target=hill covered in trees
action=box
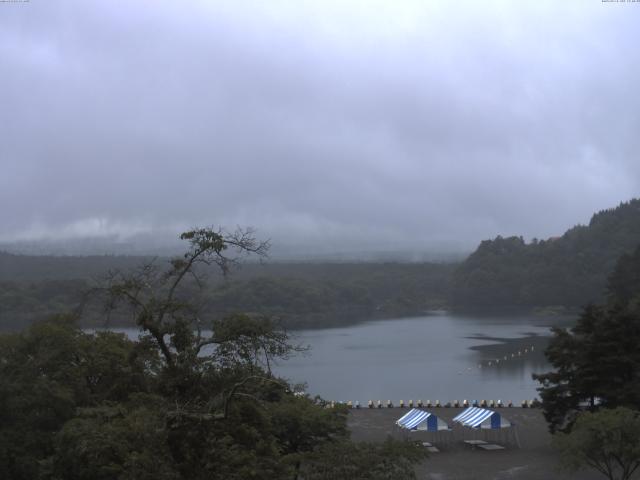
[0,256,453,331]
[452,199,640,310]
[4,198,640,330]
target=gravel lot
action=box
[348,407,606,480]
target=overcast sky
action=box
[1,0,639,255]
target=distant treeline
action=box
[0,252,149,282]
[0,259,453,330]
[451,199,640,310]
[3,198,640,330]
[207,263,453,329]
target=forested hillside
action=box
[206,263,453,329]
[4,199,640,329]
[452,199,640,309]
[0,252,150,282]
[0,258,453,330]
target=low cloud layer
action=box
[1,1,639,255]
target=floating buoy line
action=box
[325,399,538,409]
[317,344,541,410]
[473,345,535,371]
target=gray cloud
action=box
[1,0,639,254]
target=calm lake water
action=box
[108,312,573,404]
[273,312,573,404]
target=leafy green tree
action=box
[300,438,427,480]
[0,315,158,480]
[99,227,270,368]
[534,244,640,432]
[269,397,349,477]
[554,407,640,480]
[50,397,180,480]
[1,227,430,479]
[93,227,315,479]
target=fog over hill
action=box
[2,1,639,255]
[0,235,468,262]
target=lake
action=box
[273,312,573,404]
[107,311,573,404]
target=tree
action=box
[1,226,429,478]
[50,397,180,480]
[299,438,427,480]
[452,199,640,310]
[1,227,307,479]
[534,245,640,433]
[92,227,318,479]
[0,314,158,480]
[269,397,349,478]
[89,226,427,478]
[554,407,640,480]
[99,226,270,368]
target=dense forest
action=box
[452,199,640,310]
[534,243,640,433]
[3,198,640,331]
[0,228,426,480]
[0,256,453,331]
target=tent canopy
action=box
[452,407,511,429]
[395,408,449,431]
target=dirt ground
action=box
[347,407,607,480]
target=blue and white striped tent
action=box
[395,408,449,431]
[452,407,511,429]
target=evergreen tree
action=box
[534,244,640,432]
[453,199,640,309]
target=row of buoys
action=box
[326,399,538,409]
[476,345,535,370]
